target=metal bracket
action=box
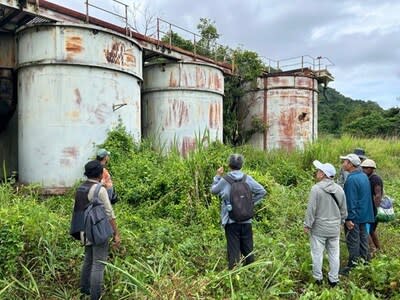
[112,103,127,112]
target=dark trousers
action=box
[345,223,370,268]
[225,223,254,269]
[80,242,109,300]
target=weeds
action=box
[0,130,399,299]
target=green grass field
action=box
[1,131,399,299]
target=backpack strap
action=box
[94,183,102,197]
[223,174,247,184]
[90,183,103,206]
[328,192,340,209]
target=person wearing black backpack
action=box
[211,154,266,270]
[70,160,121,300]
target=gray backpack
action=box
[224,175,254,222]
[84,184,114,245]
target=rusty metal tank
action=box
[17,23,142,192]
[0,32,17,179]
[242,71,319,151]
[142,61,224,155]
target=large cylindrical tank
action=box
[142,61,224,155]
[0,33,17,179]
[242,72,318,151]
[17,23,142,192]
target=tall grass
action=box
[0,133,399,299]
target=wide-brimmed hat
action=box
[360,159,377,169]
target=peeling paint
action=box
[242,74,318,151]
[166,99,189,127]
[74,88,82,105]
[181,136,196,157]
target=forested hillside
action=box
[318,87,400,137]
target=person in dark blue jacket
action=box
[339,153,374,275]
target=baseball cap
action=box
[340,153,361,167]
[360,159,377,169]
[313,160,336,178]
[97,148,110,158]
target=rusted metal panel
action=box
[17,23,142,78]
[142,62,223,155]
[17,23,142,189]
[0,33,15,68]
[143,62,224,95]
[0,33,17,179]
[0,113,18,179]
[242,74,319,151]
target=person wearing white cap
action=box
[337,148,367,187]
[361,159,383,253]
[304,160,347,287]
[339,153,374,275]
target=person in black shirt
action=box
[361,158,383,254]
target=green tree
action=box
[223,49,265,145]
[161,31,194,52]
[196,18,220,56]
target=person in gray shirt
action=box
[304,160,347,287]
[211,154,266,269]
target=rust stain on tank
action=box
[169,72,178,87]
[279,108,296,137]
[209,102,221,129]
[66,36,83,58]
[88,104,107,124]
[166,100,189,127]
[62,146,79,159]
[66,110,80,120]
[74,88,82,105]
[181,136,196,157]
[196,67,206,88]
[60,158,71,166]
[124,49,136,66]
[213,73,222,90]
[105,42,124,65]
[296,77,313,89]
[279,139,295,152]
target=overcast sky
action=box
[58,0,400,109]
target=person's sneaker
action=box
[328,279,338,287]
[315,279,323,285]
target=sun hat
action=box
[97,148,110,159]
[360,158,377,169]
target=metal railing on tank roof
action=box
[85,0,128,34]
[263,55,334,73]
[156,17,228,62]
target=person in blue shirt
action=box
[339,153,374,275]
[211,154,266,269]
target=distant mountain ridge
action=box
[318,87,400,137]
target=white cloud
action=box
[54,0,400,108]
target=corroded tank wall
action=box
[242,74,318,151]
[0,33,17,179]
[17,23,142,192]
[142,62,223,155]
